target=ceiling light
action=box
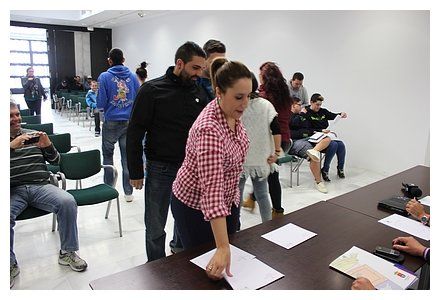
[138,11,145,18]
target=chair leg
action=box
[116,197,123,237]
[290,161,293,188]
[105,200,112,219]
[52,213,56,232]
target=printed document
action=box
[419,195,430,206]
[261,223,317,249]
[190,245,284,289]
[378,214,430,240]
[330,246,418,290]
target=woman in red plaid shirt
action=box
[171,57,252,280]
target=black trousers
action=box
[267,140,291,212]
[25,98,42,116]
[170,193,239,251]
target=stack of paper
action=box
[190,245,284,290]
[419,195,430,206]
[330,246,418,290]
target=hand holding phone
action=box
[23,133,40,145]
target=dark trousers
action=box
[267,140,291,211]
[93,110,101,133]
[25,98,42,116]
[171,193,239,250]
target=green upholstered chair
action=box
[21,115,41,124]
[19,109,31,116]
[59,149,122,237]
[22,123,54,135]
[46,133,81,187]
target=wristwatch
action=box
[420,215,430,226]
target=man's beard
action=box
[180,69,198,85]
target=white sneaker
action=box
[306,149,321,162]
[124,194,134,202]
[315,181,328,193]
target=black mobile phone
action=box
[23,135,40,145]
[374,251,405,264]
[375,246,400,258]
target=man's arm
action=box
[126,84,154,182]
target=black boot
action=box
[321,169,331,182]
[337,169,345,179]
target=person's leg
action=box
[94,108,100,134]
[170,193,213,250]
[251,176,272,222]
[314,137,331,152]
[101,121,117,187]
[117,123,133,196]
[309,160,321,182]
[25,99,36,116]
[29,184,79,252]
[267,171,283,213]
[322,140,338,173]
[144,160,180,262]
[34,98,42,115]
[336,140,346,170]
[10,187,30,266]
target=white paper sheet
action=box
[330,246,418,290]
[378,214,430,240]
[190,245,284,290]
[190,244,255,270]
[327,114,341,131]
[419,195,430,206]
[226,257,284,290]
[261,223,317,249]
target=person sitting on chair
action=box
[305,93,347,182]
[289,97,330,193]
[10,101,87,288]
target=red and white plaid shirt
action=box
[172,99,249,221]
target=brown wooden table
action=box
[328,165,430,220]
[90,201,428,290]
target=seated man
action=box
[10,101,87,288]
[289,97,330,193]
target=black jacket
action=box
[289,113,315,140]
[21,77,46,101]
[126,66,208,179]
[304,106,340,130]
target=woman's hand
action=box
[267,154,278,164]
[205,246,232,280]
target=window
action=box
[10,26,50,93]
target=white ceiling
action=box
[10,10,171,29]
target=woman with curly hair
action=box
[257,62,292,217]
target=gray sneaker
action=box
[10,263,20,288]
[58,251,88,272]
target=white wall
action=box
[113,10,429,176]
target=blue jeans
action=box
[239,174,272,222]
[102,120,132,196]
[322,140,346,173]
[10,184,79,265]
[144,160,181,261]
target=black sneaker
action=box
[321,169,331,182]
[337,169,345,179]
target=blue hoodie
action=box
[97,65,140,121]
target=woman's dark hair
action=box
[259,62,291,109]
[250,72,259,99]
[210,57,252,94]
[136,61,148,81]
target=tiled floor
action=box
[11,99,388,289]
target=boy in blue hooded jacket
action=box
[97,48,140,202]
